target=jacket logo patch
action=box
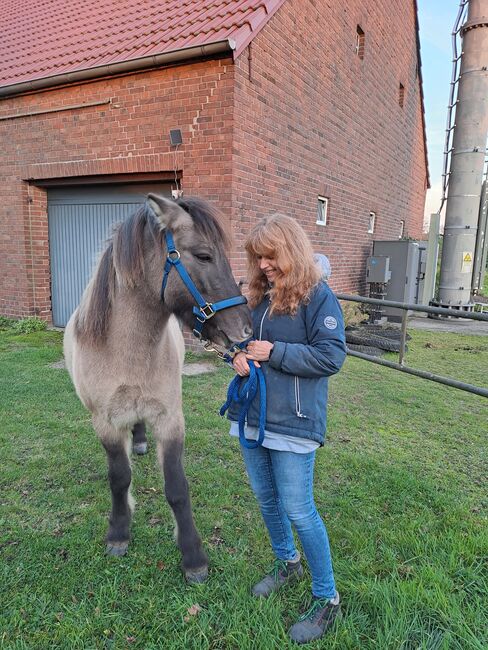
[324,316,337,330]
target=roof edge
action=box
[233,0,287,59]
[413,0,431,189]
[0,40,235,99]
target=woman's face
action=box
[258,254,279,283]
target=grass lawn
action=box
[481,270,488,298]
[0,326,487,649]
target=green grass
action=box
[0,327,487,649]
[481,268,488,297]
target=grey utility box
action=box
[372,240,427,321]
[366,256,392,283]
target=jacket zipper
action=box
[261,305,307,419]
[258,306,270,340]
[294,376,307,418]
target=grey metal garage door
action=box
[48,183,170,327]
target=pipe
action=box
[0,41,235,99]
[438,0,488,306]
[335,293,488,320]
[0,99,112,121]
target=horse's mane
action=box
[74,198,228,345]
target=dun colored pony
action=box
[64,194,252,583]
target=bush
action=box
[340,301,368,328]
[12,317,48,334]
[0,316,15,330]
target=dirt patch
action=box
[182,362,216,376]
[49,359,66,370]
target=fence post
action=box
[399,310,409,366]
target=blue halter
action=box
[160,230,248,345]
[161,230,266,448]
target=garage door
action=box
[48,183,170,327]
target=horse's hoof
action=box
[185,566,209,584]
[133,442,148,455]
[106,541,129,557]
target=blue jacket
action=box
[227,282,347,445]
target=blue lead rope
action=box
[219,361,267,449]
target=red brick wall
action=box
[0,0,428,322]
[0,59,235,319]
[231,0,428,294]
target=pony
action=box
[63,194,252,583]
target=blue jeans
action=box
[240,444,336,599]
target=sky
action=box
[417,0,462,229]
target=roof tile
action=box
[0,0,286,90]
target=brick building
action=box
[0,0,428,325]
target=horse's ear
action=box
[147,194,191,230]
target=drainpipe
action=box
[438,0,488,306]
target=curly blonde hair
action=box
[245,214,321,315]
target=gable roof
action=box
[1,0,429,187]
[0,0,286,95]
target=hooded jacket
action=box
[227,282,346,445]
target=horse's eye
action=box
[194,253,213,262]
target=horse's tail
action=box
[74,243,116,345]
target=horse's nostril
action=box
[243,326,253,338]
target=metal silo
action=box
[437,0,488,308]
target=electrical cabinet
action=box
[366,256,391,283]
[371,240,427,321]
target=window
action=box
[399,83,405,108]
[316,196,329,226]
[399,220,405,238]
[356,26,365,60]
[368,211,376,234]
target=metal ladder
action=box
[439,0,470,213]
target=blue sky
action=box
[417,0,461,224]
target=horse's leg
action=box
[103,438,133,556]
[95,418,133,556]
[132,421,148,455]
[154,413,208,583]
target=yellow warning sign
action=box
[461,251,473,273]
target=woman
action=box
[227,214,346,644]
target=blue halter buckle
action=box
[199,303,215,319]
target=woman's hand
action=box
[233,351,251,376]
[246,340,273,362]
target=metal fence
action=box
[336,294,488,399]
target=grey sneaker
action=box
[288,593,341,644]
[251,556,303,598]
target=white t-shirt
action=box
[229,421,319,453]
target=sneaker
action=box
[288,593,341,644]
[251,555,303,598]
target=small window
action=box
[368,211,376,234]
[399,83,405,108]
[399,220,405,238]
[316,196,329,226]
[356,26,365,60]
